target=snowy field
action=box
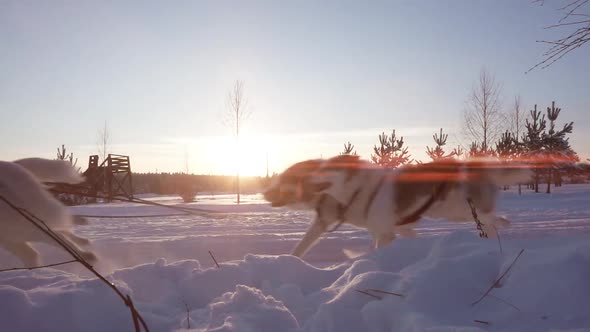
[1,184,590,331]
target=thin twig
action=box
[355,289,382,300]
[208,250,220,268]
[183,301,191,329]
[0,259,77,272]
[528,0,590,73]
[545,19,590,28]
[472,249,525,306]
[559,0,589,23]
[487,294,521,312]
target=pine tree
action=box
[542,101,576,193]
[522,105,546,193]
[426,128,458,160]
[495,130,519,160]
[56,144,78,168]
[495,130,520,191]
[468,142,480,158]
[452,145,464,159]
[55,144,81,205]
[468,141,495,158]
[371,133,391,166]
[371,130,411,168]
[341,141,357,156]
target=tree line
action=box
[340,69,587,194]
[342,97,586,194]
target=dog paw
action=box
[494,216,511,227]
[79,251,98,264]
[73,215,89,225]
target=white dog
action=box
[264,155,531,258]
[0,158,96,267]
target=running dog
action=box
[0,158,96,267]
[264,155,531,258]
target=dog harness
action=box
[397,182,449,226]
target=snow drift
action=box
[1,231,590,332]
[1,185,590,331]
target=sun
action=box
[204,134,274,177]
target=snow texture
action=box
[1,185,590,331]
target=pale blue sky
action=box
[1,0,588,175]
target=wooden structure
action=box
[83,154,134,202]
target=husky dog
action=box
[264,155,531,258]
[0,158,96,267]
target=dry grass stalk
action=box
[0,259,77,272]
[365,289,405,298]
[208,250,220,268]
[487,294,521,312]
[472,249,525,306]
[355,289,382,300]
[183,301,191,329]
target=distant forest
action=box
[131,172,272,195]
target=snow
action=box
[1,185,590,331]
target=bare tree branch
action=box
[559,0,589,22]
[528,0,590,72]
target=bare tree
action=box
[225,80,251,204]
[97,120,111,162]
[183,146,190,175]
[509,96,527,194]
[510,96,527,142]
[529,0,590,72]
[463,68,505,152]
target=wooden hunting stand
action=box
[83,154,134,202]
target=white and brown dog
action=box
[0,158,96,267]
[264,155,531,258]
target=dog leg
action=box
[374,232,396,249]
[3,241,41,267]
[73,215,89,225]
[478,213,504,238]
[494,216,510,227]
[292,219,326,258]
[58,230,90,246]
[45,232,98,264]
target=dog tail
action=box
[14,158,84,184]
[486,164,532,187]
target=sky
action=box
[1,0,589,176]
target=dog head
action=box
[264,154,364,208]
[263,159,333,208]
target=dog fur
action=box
[264,155,532,258]
[0,158,96,267]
